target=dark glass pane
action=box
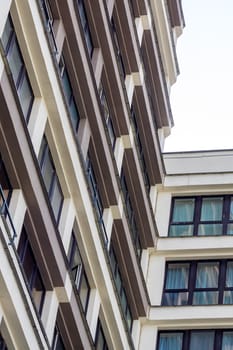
[77,0,93,57]
[198,223,222,236]
[69,97,80,130]
[70,240,82,289]
[226,262,233,287]
[223,291,233,304]
[200,197,223,221]
[96,325,105,350]
[227,223,233,235]
[190,331,214,350]
[85,30,93,57]
[115,268,121,294]
[53,327,65,350]
[2,17,13,52]
[195,262,219,288]
[38,137,47,167]
[230,198,233,220]
[50,177,63,221]
[106,117,116,148]
[18,75,33,119]
[79,272,89,311]
[8,39,23,85]
[0,332,8,350]
[54,336,65,350]
[42,154,54,193]
[169,224,193,236]
[165,263,189,289]
[61,69,72,102]
[158,332,183,350]
[22,244,36,286]
[222,331,233,350]
[77,0,87,29]
[121,288,127,313]
[0,159,12,206]
[17,227,27,260]
[162,292,188,306]
[172,198,194,222]
[193,291,218,305]
[70,244,82,271]
[109,248,116,273]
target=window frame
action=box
[162,259,233,306]
[169,195,233,237]
[109,245,133,332]
[68,232,90,314]
[95,320,109,350]
[120,172,142,259]
[99,83,116,149]
[157,329,233,350]
[52,325,65,350]
[38,136,63,223]
[17,226,46,315]
[59,56,80,134]
[76,0,94,58]
[1,16,34,122]
[86,156,108,245]
[0,156,12,211]
[0,332,8,350]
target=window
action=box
[131,107,150,192]
[59,56,80,134]
[0,157,12,212]
[76,0,93,57]
[40,0,57,54]
[17,226,45,314]
[121,172,142,258]
[68,232,90,313]
[0,333,8,350]
[38,137,63,223]
[109,245,133,331]
[162,260,233,306]
[169,196,233,237]
[2,17,34,121]
[157,330,233,350]
[95,321,109,350]
[86,157,108,244]
[99,83,116,149]
[111,19,126,79]
[52,325,65,350]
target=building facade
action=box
[0,0,203,349]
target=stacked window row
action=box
[169,196,233,237]
[157,329,233,350]
[162,260,233,306]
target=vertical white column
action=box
[86,289,101,340]
[58,199,75,253]
[41,291,59,345]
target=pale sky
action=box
[164,0,233,152]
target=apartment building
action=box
[0,0,185,349]
[146,151,233,350]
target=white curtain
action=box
[222,332,233,350]
[201,197,223,221]
[190,331,214,350]
[173,199,194,222]
[159,333,183,350]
